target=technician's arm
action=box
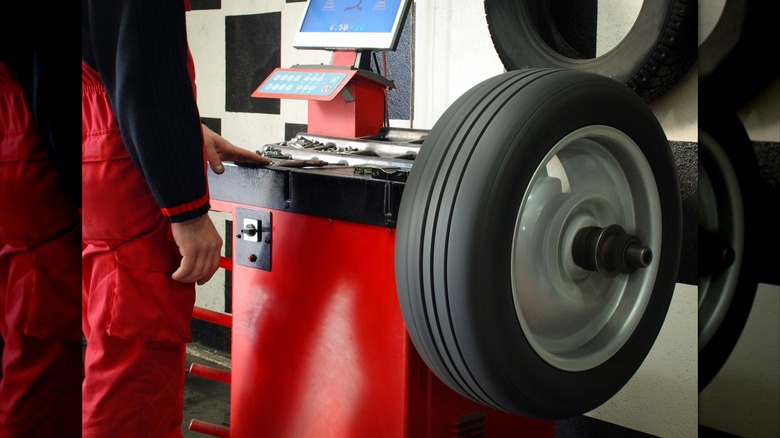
[171,215,222,285]
[202,123,272,174]
[83,0,221,284]
[83,0,208,223]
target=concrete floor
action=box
[178,344,651,438]
[77,341,647,437]
[182,344,231,437]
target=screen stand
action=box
[331,50,373,70]
[331,50,359,67]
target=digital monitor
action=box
[292,0,411,51]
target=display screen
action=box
[293,0,410,51]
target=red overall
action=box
[81,60,199,436]
[0,62,81,436]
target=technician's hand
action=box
[202,123,271,174]
[171,214,223,285]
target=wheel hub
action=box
[573,224,653,278]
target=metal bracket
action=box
[235,208,272,271]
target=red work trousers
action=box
[81,62,196,438]
[0,62,81,437]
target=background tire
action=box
[699,0,780,109]
[483,0,697,103]
[395,68,682,419]
[698,97,761,391]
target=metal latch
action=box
[235,208,272,271]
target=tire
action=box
[698,97,761,391]
[699,0,780,108]
[395,69,682,419]
[483,0,697,104]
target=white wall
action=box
[699,77,780,438]
[700,285,780,437]
[697,1,780,435]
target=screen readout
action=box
[299,0,402,33]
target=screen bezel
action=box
[292,0,412,51]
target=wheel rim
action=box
[511,125,662,372]
[698,131,744,352]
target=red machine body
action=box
[199,46,554,435]
[209,197,553,437]
[307,73,387,138]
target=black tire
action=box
[699,0,780,108]
[698,97,761,391]
[395,69,682,419]
[484,0,697,104]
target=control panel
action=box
[251,67,357,101]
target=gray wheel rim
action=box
[511,125,662,372]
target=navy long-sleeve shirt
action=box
[1,3,81,207]
[82,0,209,223]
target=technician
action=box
[0,6,81,436]
[82,1,268,436]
